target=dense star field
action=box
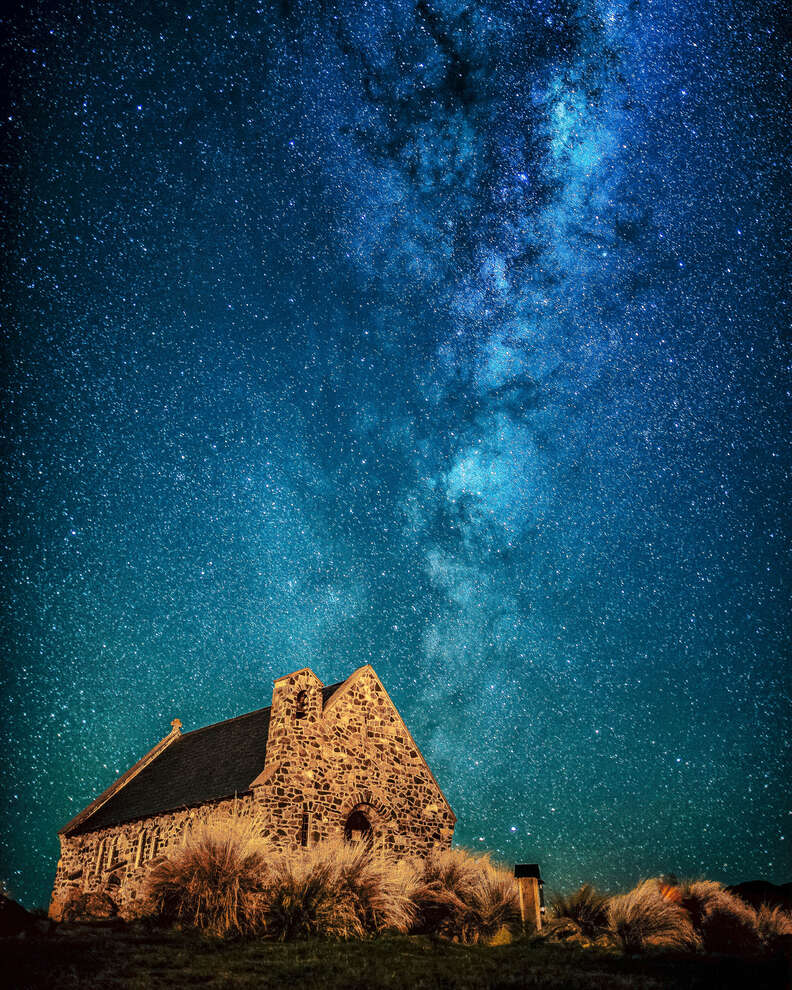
[1,0,790,909]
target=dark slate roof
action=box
[321,682,343,706]
[71,681,345,835]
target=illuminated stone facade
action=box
[49,665,455,919]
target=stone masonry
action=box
[50,665,455,919]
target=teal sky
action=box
[2,0,790,908]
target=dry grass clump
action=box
[144,812,269,938]
[607,879,698,954]
[611,877,791,956]
[550,885,609,937]
[145,824,417,941]
[326,840,418,936]
[674,880,760,955]
[263,844,358,939]
[470,867,522,942]
[263,839,416,940]
[411,847,520,944]
[756,903,792,953]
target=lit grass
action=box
[550,885,610,937]
[756,903,792,953]
[674,880,761,955]
[261,838,419,939]
[262,840,360,939]
[411,847,521,944]
[143,810,269,937]
[607,879,698,954]
[319,839,418,935]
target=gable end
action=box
[323,665,456,822]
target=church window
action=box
[106,835,118,870]
[300,807,310,847]
[134,830,146,867]
[295,690,308,720]
[134,827,159,865]
[94,839,106,875]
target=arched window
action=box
[134,827,159,866]
[106,835,118,870]
[344,809,373,845]
[134,830,146,867]
[295,690,308,720]
[94,839,106,875]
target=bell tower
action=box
[264,667,324,770]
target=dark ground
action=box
[2,928,790,990]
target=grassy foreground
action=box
[3,927,789,990]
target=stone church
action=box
[49,665,456,919]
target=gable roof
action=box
[66,681,344,835]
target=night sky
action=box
[2,0,790,910]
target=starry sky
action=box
[2,0,790,909]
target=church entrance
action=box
[344,808,373,845]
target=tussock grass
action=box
[262,844,358,939]
[144,824,419,940]
[551,885,610,937]
[468,866,522,942]
[608,877,792,956]
[411,847,520,944]
[320,839,418,935]
[756,903,792,952]
[256,839,419,940]
[136,818,792,957]
[143,810,269,937]
[674,880,761,955]
[607,879,698,954]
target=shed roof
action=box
[69,681,343,835]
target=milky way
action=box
[2,0,790,907]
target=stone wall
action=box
[49,793,257,920]
[50,665,455,920]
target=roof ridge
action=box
[67,675,355,834]
[181,677,349,739]
[181,703,272,738]
[179,681,345,738]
